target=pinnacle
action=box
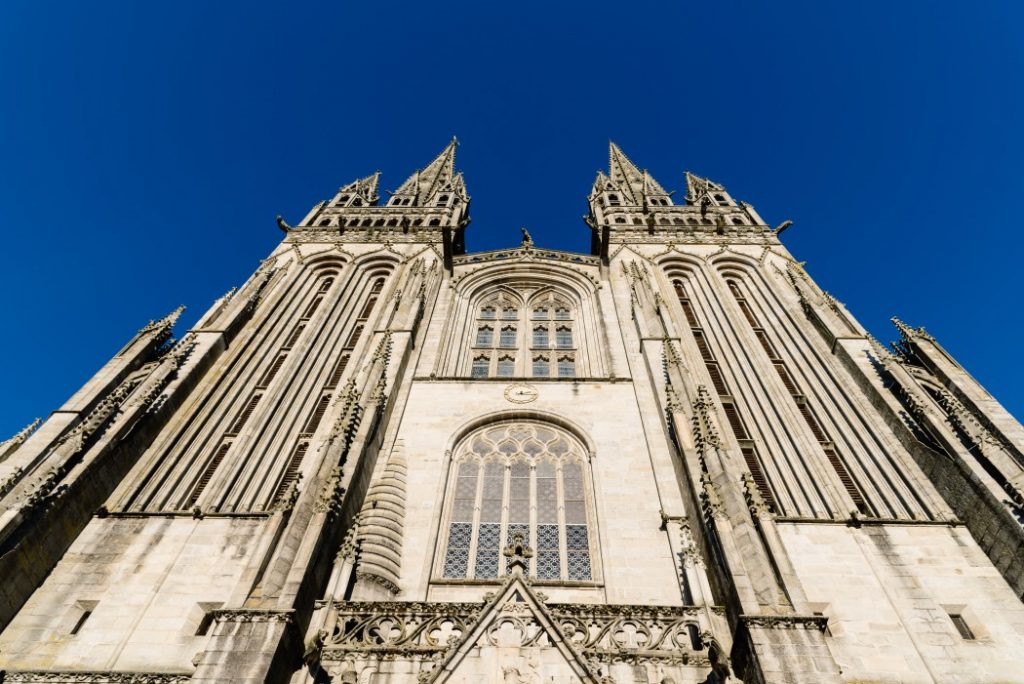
[393,139,460,203]
[606,142,670,204]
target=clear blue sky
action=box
[1,2,1022,435]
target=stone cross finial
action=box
[502,531,534,576]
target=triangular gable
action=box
[393,139,458,204]
[685,171,725,203]
[426,573,601,683]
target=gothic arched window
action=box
[475,326,494,347]
[440,422,595,582]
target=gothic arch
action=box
[445,409,597,458]
[434,413,601,584]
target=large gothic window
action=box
[440,422,595,582]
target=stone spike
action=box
[5,417,41,446]
[608,141,670,205]
[685,171,725,203]
[392,139,458,203]
[337,172,380,204]
[139,305,185,337]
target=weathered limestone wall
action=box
[0,516,263,673]
[777,522,1024,683]
[372,379,684,607]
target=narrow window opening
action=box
[70,610,92,634]
[950,614,975,640]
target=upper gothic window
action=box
[441,423,595,582]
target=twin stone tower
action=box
[1,142,1023,683]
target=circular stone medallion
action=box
[504,383,539,404]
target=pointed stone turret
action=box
[605,142,673,209]
[331,172,380,208]
[389,139,462,207]
[685,170,735,209]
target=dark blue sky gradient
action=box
[1,2,1022,434]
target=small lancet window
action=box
[555,326,573,349]
[476,326,494,347]
[532,307,549,320]
[472,356,490,379]
[501,306,518,320]
[533,326,549,348]
[554,307,571,320]
[500,326,517,348]
[532,355,550,377]
[497,356,515,377]
[480,305,496,319]
[557,356,576,378]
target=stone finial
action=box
[691,386,722,453]
[520,227,533,248]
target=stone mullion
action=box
[467,457,485,579]
[425,278,457,376]
[556,460,568,581]
[172,266,312,511]
[262,336,387,605]
[655,275,781,615]
[718,270,876,518]
[709,270,847,518]
[148,262,305,511]
[99,315,224,510]
[133,257,308,511]
[235,275,359,511]
[680,279,811,612]
[748,270,911,517]
[755,268,936,519]
[763,266,947,520]
[213,267,354,513]
[692,272,830,517]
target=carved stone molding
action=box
[2,673,190,683]
[740,614,830,632]
[210,608,294,624]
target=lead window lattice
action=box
[440,422,596,582]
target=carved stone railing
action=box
[318,600,717,670]
[452,247,600,267]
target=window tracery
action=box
[440,422,595,582]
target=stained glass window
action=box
[533,326,549,348]
[555,326,573,349]
[497,356,515,377]
[441,423,595,582]
[476,326,493,347]
[500,327,517,348]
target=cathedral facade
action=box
[1,142,1023,683]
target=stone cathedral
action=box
[1,142,1023,684]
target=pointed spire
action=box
[330,172,380,208]
[139,305,185,338]
[392,138,459,206]
[685,171,726,203]
[606,142,672,207]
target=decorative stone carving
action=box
[741,613,830,632]
[690,387,721,453]
[211,608,295,623]
[356,443,408,594]
[2,673,190,683]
